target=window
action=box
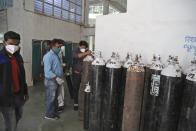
[34,0,83,24]
[88,3,120,26]
[0,10,7,43]
[88,3,104,26]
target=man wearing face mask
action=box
[43,39,64,120]
[42,40,51,55]
[72,41,91,110]
[0,31,29,131]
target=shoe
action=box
[44,116,59,120]
[57,106,65,111]
[74,106,78,111]
[57,106,64,113]
[53,113,60,118]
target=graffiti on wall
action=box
[184,36,196,56]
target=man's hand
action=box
[62,63,66,67]
[24,95,29,102]
[86,50,92,55]
[78,50,92,58]
[56,77,64,85]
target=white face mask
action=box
[80,49,86,53]
[5,45,20,54]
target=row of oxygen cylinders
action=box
[79,51,196,131]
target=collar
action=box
[49,49,54,54]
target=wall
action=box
[7,0,81,86]
[95,0,196,70]
[0,10,7,43]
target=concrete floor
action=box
[0,80,85,131]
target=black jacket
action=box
[0,48,28,107]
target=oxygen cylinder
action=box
[140,64,151,131]
[138,54,145,67]
[122,54,145,131]
[156,56,183,131]
[102,53,122,131]
[174,56,183,78]
[140,54,157,131]
[78,55,94,120]
[84,83,91,129]
[65,71,74,99]
[178,60,196,131]
[183,59,196,76]
[141,55,164,131]
[118,53,134,131]
[114,53,134,131]
[88,51,105,131]
[182,59,196,90]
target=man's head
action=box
[43,40,51,50]
[79,41,88,53]
[51,39,64,54]
[3,31,21,54]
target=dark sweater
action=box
[0,48,28,107]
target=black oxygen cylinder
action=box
[142,69,162,131]
[102,67,122,131]
[178,67,196,131]
[118,67,127,131]
[84,86,90,129]
[156,58,183,131]
[79,56,93,121]
[102,54,122,131]
[141,56,164,131]
[65,73,74,99]
[88,52,106,131]
[88,65,105,131]
[140,66,151,131]
[181,59,196,95]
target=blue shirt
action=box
[43,50,63,79]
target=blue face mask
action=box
[54,47,61,54]
[44,46,49,51]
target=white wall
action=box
[95,0,196,70]
[7,0,81,86]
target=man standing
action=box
[43,39,64,120]
[0,31,29,131]
[72,41,91,110]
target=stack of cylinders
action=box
[178,70,196,131]
[84,89,90,129]
[79,60,92,120]
[122,65,145,131]
[156,62,183,131]
[102,67,122,131]
[88,65,105,131]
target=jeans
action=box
[44,78,59,117]
[0,106,23,131]
[72,73,81,106]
